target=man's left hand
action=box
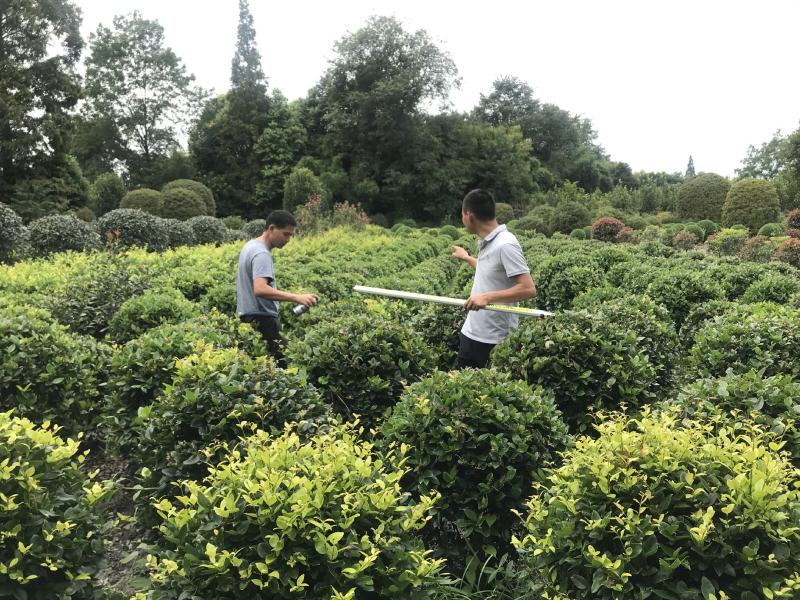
[464,293,492,311]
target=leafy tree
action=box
[686,155,696,177]
[283,167,324,212]
[735,130,788,180]
[83,12,206,185]
[0,0,83,197]
[90,172,126,215]
[190,0,270,216]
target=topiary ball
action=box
[120,188,164,216]
[162,179,215,215]
[159,187,207,220]
[28,214,103,256]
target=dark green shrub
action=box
[495,202,515,224]
[45,252,150,338]
[492,296,677,431]
[438,224,460,240]
[758,222,785,237]
[104,311,266,452]
[283,167,325,212]
[682,222,705,240]
[147,423,445,598]
[222,215,246,230]
[710,261,767,299]
[643,269,722,328]
[672,370,800,465]
[774,238,800,268]
[0,202,29,263]
[381,369,570,563]
[591,216,624,241]
[569,227,588,239]
[0,412,113,599]
[162,179,215,215]
[243,219,266,238]
[551,201,590,234]
[672,230,698,250]
[676,173,730,221]
[186,215,228,245]
[286,312,434,425]
[535,256,603,311]
[90,172,126,216]
[395,217,417,228]
[722,178,781,232]
[28,214,103,256]
[73,206,94,222]
[696,219,720,238]
[131,345,330,512]
[408,303,463,371]
[706,227,749,256]
[161,217,197,248]
[0,306,109,433]
[514,410,800,599]
[370,213,389,228]
[96,208,169,251]
[690,303,800,377]
[680,299,736,346]
[517,206,555,236]
[106,288,199,343]
[159,187,206,220]
[570,285,626,309]
[740,272,800,304]
[120,188,164,215]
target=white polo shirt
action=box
[461,225,531,345]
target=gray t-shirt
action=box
[461,225,530,344]
[236,238,279,317]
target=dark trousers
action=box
[457,332,496,369]
[240,314,286,368]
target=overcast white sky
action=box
[75,0,800,177]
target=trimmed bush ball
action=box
[146,423,444,598]
[162,179,215,215]
[222,215,246,230]
[106,287,200,343]
[159,187,207,220]
[758,222,785,237]
[706,227,749,256]
[286,312,434,426]
[243,218,266,238]
[0,412,112,598]
[696,219,720,238]
[161,217,197,248]
[551,201,591,234]
[0,306,109,433]
[495,201,515,224]
[90,172,126,216]
[186,215,228,245]
[774,238,800,268]
[96,208,169,251]
[513,409,800,599]
[28,214,103,256]
[120,188,164,215]
[380,369,570,563]
[591,216,624,241]
[0,202,30,263]
[722,178,780,232]
[672,230,698,250]
[676,172,730,221]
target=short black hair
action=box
[462,189,496,221]
[265,210,297,229]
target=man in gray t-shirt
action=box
[451,189,537,368]
[236,210,317,365]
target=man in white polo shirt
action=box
[451,189,537,368]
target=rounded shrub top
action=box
[120,188,164,216]
[90,172,125,215]
[675,172,731,222]
[147,422,444,598]
[774,237,800,268]
[0,305,109,432]
[287,312,434,425]
[96,208,169,251]
[243,218,266,238]
[591,216,624,241]
[106,287,200,343]
[0,202,29,263]
[758,222,785,237]
[131,344,331,510]
[162,179,215,215]
[0,411,112,598]
[186,215,228,245]
[513,409,800,599]
[380,368,570,559]
[551,201,591,234]
[159,187,207,220]
[28,214,103,256]
[494,201,515,224]
[722,178,780,232]
[161,217,197,248]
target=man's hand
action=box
[464,293,492,311]
[293,293,319,308]
[451,245,470,261]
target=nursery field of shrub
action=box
[2,225,800,599]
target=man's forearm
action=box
[461,256,478,269]
[484,283,537,304]
[256,288,299,303]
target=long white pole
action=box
[353,285,553,318]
